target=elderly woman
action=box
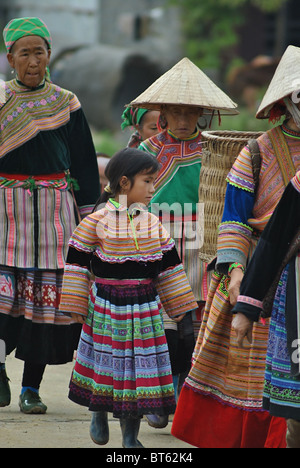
[130,57,238,428]
[0,17,100,414]
[172,45,300,448]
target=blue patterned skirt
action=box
[263,264,300,419]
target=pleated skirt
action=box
[263,265,300,419]
[68,280,176,418]
[0,265,81,364]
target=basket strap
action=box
[267,126,296,186]
[248,138,261,195]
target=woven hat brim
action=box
[256,45,300,119]
[129,57,239,115]
[128,100,239,115]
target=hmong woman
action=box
[130,57,238,428]
[59,148,198,448]
[121,106,160,148]
[0,17,100,414]
[172,45,300,448]
[232,169,300,448]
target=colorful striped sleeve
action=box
[226,145,255,192]
[216,145,256,270]
[59,214,99,317]
[233,174,300,320]
[155,264,198,318]
[291,170,300,193]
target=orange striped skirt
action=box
[186,271,270,409]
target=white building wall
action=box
[0,0,100,53]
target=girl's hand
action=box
[228,267,244,306]
[71,313,86,324]
[232,312,253,347]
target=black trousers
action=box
[22,361,46,389]
[165,312,195,375]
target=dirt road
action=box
[0,355,194,449]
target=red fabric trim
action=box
[95,278,152,286]
[0,172,66,181]
[171,386,287,448]
[158,213,198,223]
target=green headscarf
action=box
[3,17,52,52]
[121,107,148,130]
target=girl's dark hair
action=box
[93,147,160,210]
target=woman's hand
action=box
[232,312,253,348]
[172,313,186,322]
[71,313,86,324]
[228,267,244,306]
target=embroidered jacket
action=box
[59,199,198,318]
[217,124,300,270]
[0,78,100,215]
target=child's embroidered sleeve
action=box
[154,222,198,319]
[59,214,98,317]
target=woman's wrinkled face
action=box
[162,105,203,139]
[7,35,51,88]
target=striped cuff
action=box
[79,204,94,218]
[217,221,252,266]
[237,295,263,309]
[291,171,300,193]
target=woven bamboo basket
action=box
[198,130,263,263]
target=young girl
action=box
[59,147,198,448]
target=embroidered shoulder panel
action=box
[141,130,202,194]
[0,79,81,157]
[70,208,175,265]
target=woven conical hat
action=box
[129,57,238,115]
[256,45,300,119]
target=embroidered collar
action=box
[106,198,148,215]
[15,78,47,92]
[167,128,200,141]
[281,122,300,139]
[106,198,147,251]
